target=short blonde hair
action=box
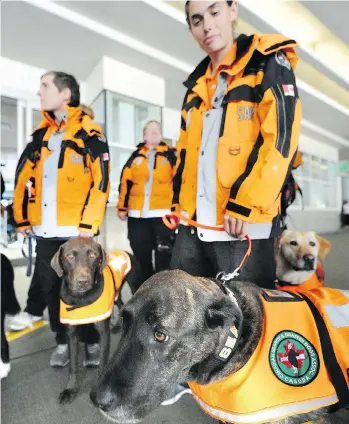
[143,120,161,137]
[81,104,94,120]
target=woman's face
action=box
[188,1,237,56]
[144,122,162,148]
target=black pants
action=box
[24,238,99,345]
[170,226,276,289]
[128,217,174,281]
[1,253,21,363]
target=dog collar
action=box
[213,277,243,363]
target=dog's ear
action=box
[205,296,242,331]
[99,245,109,273]
[316,234,331,261]
[189,298,243,384]
[51,246,64,277]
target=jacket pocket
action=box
[59,168,91,205]
[216,137,253,188]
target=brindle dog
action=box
[90,270,349,424]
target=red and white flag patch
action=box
[282,84,295,97]
[102,152,109,161]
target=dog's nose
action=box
[90,388,116,412]
[303,254,315,269]
[76,278,89,289]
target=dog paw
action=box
[59,389,78,404]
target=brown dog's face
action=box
[51,237,108,295]
[279,231,331,272]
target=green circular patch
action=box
[269,330,319,386]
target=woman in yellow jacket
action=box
[169,0,301,288]
[117,121,176,280]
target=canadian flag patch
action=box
[102,152,109,161]
[282,84,295,97]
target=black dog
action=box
[90,270,349,424]
[51,237,142,404]
[1,253,21,379]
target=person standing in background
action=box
[117,121,176,280]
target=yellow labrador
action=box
[276,230,331,286]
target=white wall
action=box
[101,56,165,107]
[0,56,87,104]
[162,107,181,142]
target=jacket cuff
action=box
[78,222,98,234]
[16,221,31,229]
[225,199,252,220]
[117,207,127,213]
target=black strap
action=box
[302,295,349,409]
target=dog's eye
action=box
[290,241,298,246]
[89,252,97,258]
[66,254,75,260]
[309,241,316,247]
[154,331,168,343]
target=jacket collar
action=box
[183,34,258,104]
[42,105,82,131]
[136,141,169,154]
[183,34,257,91]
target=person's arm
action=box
[116,153,136,220]
[13,143,37,234]
[79,135,110,236]
[225,52,301,237]
[171,95,189,215]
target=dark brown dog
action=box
[51,237,142,404]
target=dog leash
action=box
[22,233,35,277]
[163,213,252,282]
[163,213,226,232]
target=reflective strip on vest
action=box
[60,308,113,326]
[192,393,338,423]
[325,302,349,329]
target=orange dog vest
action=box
[189,288,349,423]
[60,251,131,326]
[276,263,325,294]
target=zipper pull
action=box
[26,181,33,198]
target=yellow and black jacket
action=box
[173,34,302,235]
[189,288,349,423]
[14,106,110,234]
[117,142,176,218]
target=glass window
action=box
[109,147,134,204]
[292,153,338,211]
[103,90,162,204]
[106,91,161,147]
[32,109,42,131]
[90,91,106,134]
[1,96,18,183]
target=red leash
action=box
[163,213,252,279]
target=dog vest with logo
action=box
[276,263,325,294]
[60,251,131,326]
[189,288,349,424]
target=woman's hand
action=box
[223,215,248,240]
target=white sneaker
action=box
[8,312,43,331]
[0,360,11,379]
